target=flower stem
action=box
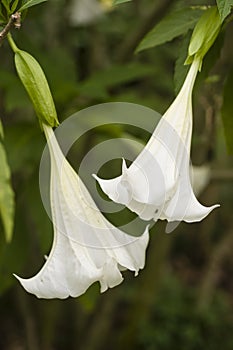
[7,32,19,53]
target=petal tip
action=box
[13,273,23,283]
[13,274,31,293]
[92,173,99,181]
[121,158,128,175]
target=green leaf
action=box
[174,32,191,94]
[0,140,15,242]
[18,0,47,11]
[10,0,20,13]
[1,0,10,13]
[113,0,131,4]
[221,68,233,154]
[14,49,59,127]
[136,7,204,53]
[216,0,233,22]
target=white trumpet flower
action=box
[15,124,149,299]
[68,0,106,26]
[94,58,219,224]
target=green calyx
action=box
[185,6,222,68]
[7,33,59,128]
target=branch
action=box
[0,12,21,45]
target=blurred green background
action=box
[0,0,233,349]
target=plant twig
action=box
[0,12,21,45]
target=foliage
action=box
[113,0,132,4]
[18,0,48,12]
[216,0,233,21]
[136,7,205,52]
[137,276,233,350]
[0,136,14,242]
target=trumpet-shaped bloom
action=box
[15,125,149,299]
[94,58,219,223]
[68,0,106,26]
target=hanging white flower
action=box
[68,0,106,26]
[14,124,149,299]
[94,58,219,224]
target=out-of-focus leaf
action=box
[1,0,10,13]
[18,0,47,11]
[136,7,204,53]
[174,32,191,94]
[79,62,157,99]
[221,68,233,153]
[0,192,30,295]
[113,0,131,4]
[0,120,3,138]
[216,0,233,21]
[11,0,20,13]
[0,140,15,242]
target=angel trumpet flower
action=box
[68,0,106,26]
[15,124,149,299]
[94,57,219,224]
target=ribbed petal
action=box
[15,125,149,299]
[94,58,219,224]
[161,175,219,222]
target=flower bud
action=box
[185,6,221,67]
[15,49,59,127]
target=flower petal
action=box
[15,125,149,299]
[161,179,219,223]
[94,58,219,225]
